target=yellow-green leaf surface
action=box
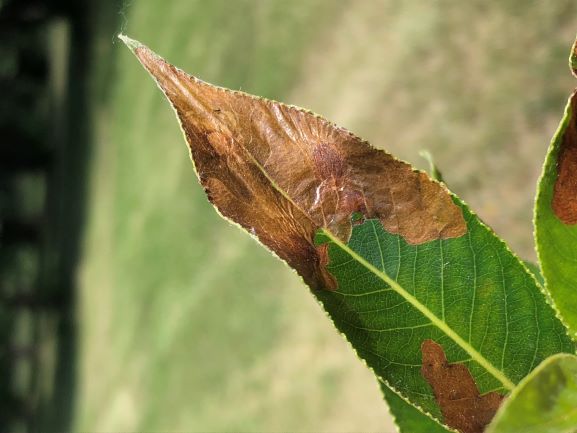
[487,354,577,433]
[535,39,577,338]
[121,37,574,432]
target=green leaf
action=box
[534,38,577,339]
[381,382,454,433]
[486,354,577,433]
[314,205,573,429]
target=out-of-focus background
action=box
[1,0,576,432]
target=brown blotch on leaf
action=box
[552,92,577,225]
[316,243,338,291]
[421,340,504,433]
[127,38,467,290]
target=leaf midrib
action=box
[321,226,516,391]
[238,121,516,391]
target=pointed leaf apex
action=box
[118,34,144,53]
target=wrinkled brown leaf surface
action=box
[124,36,466,289]
[421,340,504,433]
[552,91,577,224]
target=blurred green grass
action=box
[71,1,577,432]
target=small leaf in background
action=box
[121,36,575,432]
[486,354,577,433]
[419,150,445,183]
[421,340,504,433]
[535,37,577,339]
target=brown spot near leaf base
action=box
[127,38,467,291]
[421,340,504,433]
[552,92,577,225]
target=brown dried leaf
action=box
[552,91,577,224]
[121,36,466,290]
[421,340,504,433]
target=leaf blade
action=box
[315,208,573,431]
[121,36,574,432]
[317,224,515,390]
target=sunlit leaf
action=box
[486,354,577,433]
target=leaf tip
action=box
[117,35,171,88]
[118,33,143,53]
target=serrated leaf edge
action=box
[380,378,458,433]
